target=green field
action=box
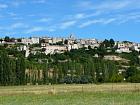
[0,84,140,105]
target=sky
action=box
[0,0,140,42]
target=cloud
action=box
[93,1,131,11]
[2,32,16,36]
[79,19,103,28]
[0,22,29,31]
[117,12,140,24]
[12,17,23,20]
[103,18,116,24]
[10,22,29,29]
[77,1,93,10]
[79,18,117,28]
[33,0,47,4]
[79,11,140,28]
[77,0,140,13]
[75,0,140,28]
[0,15,4,18]
[38,17,52,22]
[25,26,55,33]
[26,27,44,33]
[74,13,85,19]
[7,12,17,17]
[60,20,77,29]
[0,4,8,9]
[0,27,4,30]
[9,0,26,7]
[47,28,55,32]
[68,11,102,20]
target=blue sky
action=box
[0,0,140,42]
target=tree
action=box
[73,76,81,83]
[80,75,92,84]
[63,76,73,84]
[109,39,115,47]
[0,52,12,85]
[42,48,46,52]
[103,39,110,48]
[64,40,68,45]
[15,56,26,85]
[125,66,136,79]
[125,66,140,82]
[17,38,21,42]
[110,74,123,83]
[0,39,3,42]
[88,45,92,50]
[10,37,15,42]
[4,36,10,42]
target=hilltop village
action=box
[0,35,140,85]
[0,35,140,57]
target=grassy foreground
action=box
[0,83,140,105]
[0,92,140,105]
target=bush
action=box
[63,76,73,84]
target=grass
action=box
[0,92,140,105]
[0,83,140,105]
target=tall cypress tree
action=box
[16,56,25,85]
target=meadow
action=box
[0,83,140,105]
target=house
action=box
[104,55,129,62]
[52,37,63,44]
[115,41,133,53]
[43,45,67,55]
[0,40,5,44]
[77,38,100,49]
[30,47,42,55]
[31,37,40,44]
[117,41,133,48]
[104,55,123,61]
[41,43,49,47]
[25,49,30,57]
[132,43,140,52]
[17,45,27,51]
[41,37,53,44]
[78,38,98,45]
[21,37,39,45]
[67,44,80,51]
[116,47,131,53]
[93,54,99,58]
[118,69,126,74]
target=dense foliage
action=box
[0,39,140,86]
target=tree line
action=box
[0,38,140,86]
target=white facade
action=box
[67,44,79,51]
[41,43,49,47]
[117,42,126,48]
[104,55,123,61]
[90,43,100,48]
[116,47,131,53]
[31,37,39,44]
[25,49,30,57]
[133,46,140,52]
[17,45,27,51]
[21,38,32,45]
[72,44,79,49]
[21,37,39,45]
[138,43,140,47]
[78,39,98,45]
[117,42,133,48]
[0,41,5,44]
[52,38,63,44]
[43,45,67,55]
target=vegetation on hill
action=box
[0,39,140,86]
